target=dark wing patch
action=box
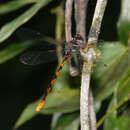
[16,28,43,41]
[20,51,57,65]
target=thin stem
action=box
[75,0,90,130]
[97,97,130,128]
[80,62,91,130]
[80,0,108,130]
[54,5,65,62]
[51,113,61,129]
[88,0,108,43]
[89,90,97,130]
[75,0,89,42]
[65,0,73,42]
[65,0,80,76]
[74,0,89,76]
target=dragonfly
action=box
[18,28,100,111]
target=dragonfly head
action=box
[65,34,84,55]
[71,34,84,52]
[73,34,84,45]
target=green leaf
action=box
[102,98,117,130]
[53,63,72,91]
[117,0,130,44]
[0,40,33,64]
[14,61,80,128]
[14,100,38,129]
[104,115,130,130]
[116,115,130,130]
[0,0,52,43]
[0,0,37,14]
[41,88,80,114]
[118,0,130,22]
[53,113,80,130]
[97,3,130,126]
[14,88,80,128]
[116,69,130,102]
[53,63,80,91]
[97,70,130,128]
[93,42,129,101]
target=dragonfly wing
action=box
[20,51,57,65]
[85,38,104,50]
[96,39,104,49]
[16,28,43,41]
[16,28,57,46]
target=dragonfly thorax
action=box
[65,34,84,55]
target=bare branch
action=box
[51,113,61,129]
[65,0,82,77]
[89,90,97,130]
[80,0,108,130]
[75,0,89,41]
[88,0,108,43]
[75,0,90,130]
[65,0,73,42]
[80,61,91,130]
[65,0,79,76]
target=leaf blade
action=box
[0,0,52,43]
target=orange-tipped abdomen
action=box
[36,100,45,112]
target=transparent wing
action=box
[16,28,57,45]
[16,28,44,40]
[20,50,57,65]
[84,38,104,50]
[96,39,104,49]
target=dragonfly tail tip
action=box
[36,100,45,112]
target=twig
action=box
[51,113,61,129]
[65,0,73,42]
[73,0,89,77]
[80,0,108,130]
[75,0,89,42]
[88,0,108,43]
[89,90,97,130]
[65,0,80,76]
[75,0,90,130]
[80,62,91,130]
[97,97,130,128]
[54,5,65,62]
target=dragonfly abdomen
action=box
[36,54,71,111]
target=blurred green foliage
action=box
[0,0,129,130]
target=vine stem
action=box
[89,90,97,130]
[75,0,89,42]
[65,0,81,76]
[80,0,108,130]
[65,0,73,42]
[65,0,108,130]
